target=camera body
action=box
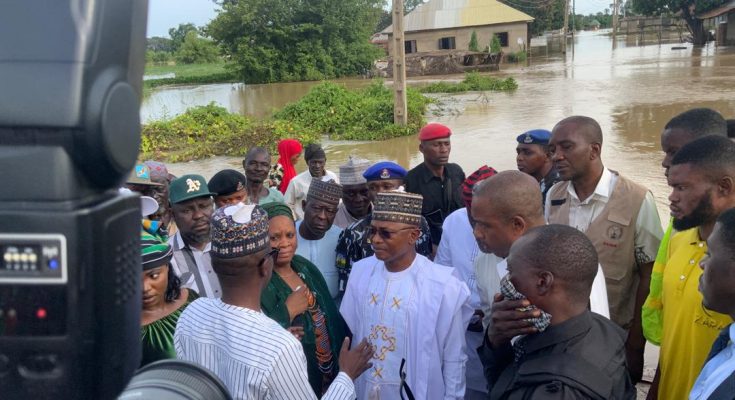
[0,1,148,398]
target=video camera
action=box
[0,1,147,398]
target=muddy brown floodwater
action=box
[148,32,735,396]
[152,31,735,222]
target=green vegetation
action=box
[143,63,238,90]
[206,0,383,84]
[489,34,502,54]
[141,80,435,161]
[140,103,320,162]
[631,0,727,45]
[419,72,518,94]
[274,81,432,141]
[506,51,528,63]
[175,31,220,64]
[469,31,480,52]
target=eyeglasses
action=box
[258,247,280,266]
[366,226,416,240]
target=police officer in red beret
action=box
[405,123,466,251]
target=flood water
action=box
[150,31,735,221]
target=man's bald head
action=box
[553,116,603,146]
[472,170,544,222]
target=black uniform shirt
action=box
[404,162,465,245]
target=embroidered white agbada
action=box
[340,254,472,400]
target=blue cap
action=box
[363,161,407,181]
[516,129,551,145]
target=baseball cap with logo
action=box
[169,174,216,204]
[126,163,163,186]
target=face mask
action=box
[500,274,552,332]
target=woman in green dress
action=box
[260,202,348,395]
[139,227,197,367]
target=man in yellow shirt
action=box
[653,135,735,400]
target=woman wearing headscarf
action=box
[139,226,198,367]
[268,139,303,194]
[259,202,347,395]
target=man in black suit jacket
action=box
[692,208,735,400]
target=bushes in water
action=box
[506,51,528,63]
[274,80,432,141]
[419,72,518,93]
[140,80,432,161]
[140,103,320,162]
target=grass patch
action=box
[143,62,238,90]
[140,103,320,162]
[419,72,518,94]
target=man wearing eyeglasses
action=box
[175,203,373,399]
[340,190,472,400]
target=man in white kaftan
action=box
[340,190,473,400]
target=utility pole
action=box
[562,0,570,53]
[572,0,576,36]
[612,0,620,49]
[392,0,407,126]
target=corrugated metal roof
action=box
[698,0,735,19]
[382,0,534,34]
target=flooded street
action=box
[155,31,735,222]
[153,32,735,393]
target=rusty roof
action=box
[382,0,534,34]
[698,0,735,19]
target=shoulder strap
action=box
[177,247,207,297]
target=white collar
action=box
[568,168,613,204]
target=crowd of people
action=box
[126,108,735,400]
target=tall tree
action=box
[631,0,728,45]
[207,0,383,83]
[168,23,198,51]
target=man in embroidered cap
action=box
[296,178,343,299]
[334,157,371,229]
[434,165,497,399]
[284,143,339,220]
[341,190,472,400]
[335,161,433,299]
[168,174,220,298]
[405,123,466,249]
[208,169,248,209]
[516,129,559,203]
[175,203,373,399]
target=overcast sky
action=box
[147,0,219,38]
[147,0,607,38]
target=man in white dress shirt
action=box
[175,203,372,400]
[472,171,610,334]
[341,190,473,400]
[168,174,221,298]
[545,115,663,382]
[284,143,339,220]
[435,164,497,399]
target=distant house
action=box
[381,0,534,55]
[589,20,601,31]
[698,0,735,45]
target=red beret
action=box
[418,123,452,141]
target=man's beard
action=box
[673,191,715,231]
[183,230,210,246]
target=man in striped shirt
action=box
[175,203,372,399]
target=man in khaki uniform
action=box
[545,116,663,383]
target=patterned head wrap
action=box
[462,165,498,209]
[141,229,173,271]
[211,204,270,258]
